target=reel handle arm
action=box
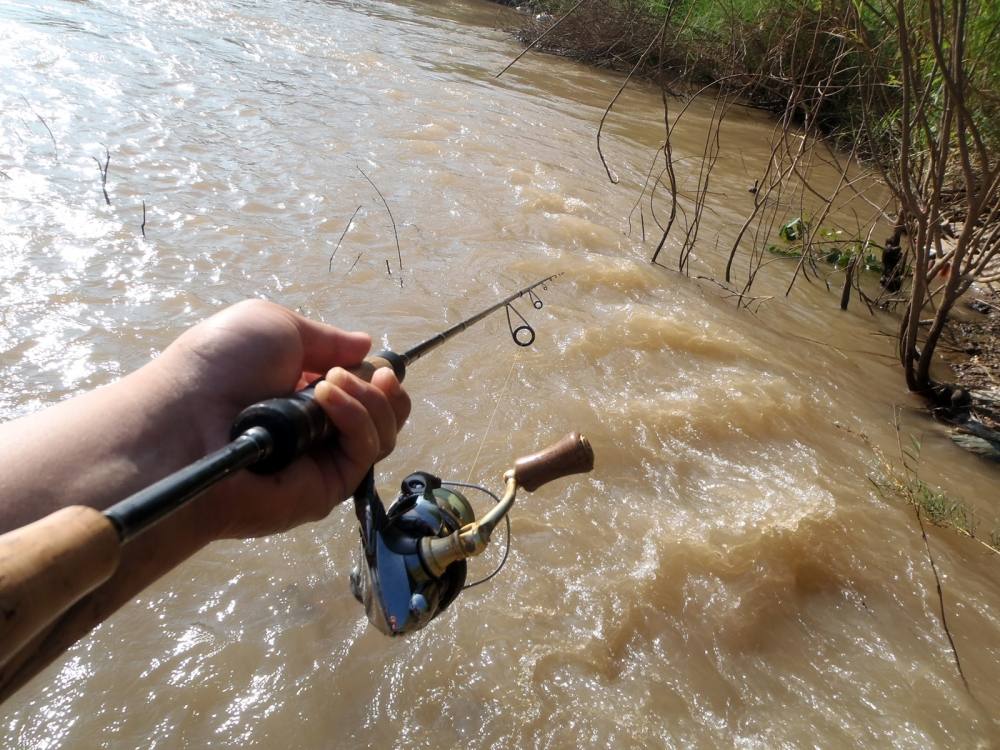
[419,433,594,577]
[478,432,592,535]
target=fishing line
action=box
[466,355,519,484]
[443,480,511,590]
[460,293,544,589]
[456,354,520,588]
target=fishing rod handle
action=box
[512,432,594,492]
[0,506,120,694]
[230,351,405,474]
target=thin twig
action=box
[93,146,111,206]
[913,506,971,693]
[140,200,147,239]
[21,96,57,159]
[356,165,401,270]
[329,205,362,272]
[596,16,668,185]
[385,258,392,276]
[494,0,590,79]
[346,252,362,275]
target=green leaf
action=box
[779,217,807,242]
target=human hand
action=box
[155,299,410,540]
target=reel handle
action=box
[513,432,594,492]
[229,351,406,474]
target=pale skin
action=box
[0,299,410,638]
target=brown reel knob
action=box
[512,432,595,492]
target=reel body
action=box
[350,471,474,636]
[348,433,594,637]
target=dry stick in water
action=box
[912,505,971,693]
[93,147,111,206]
[627,146,664,238]
[346,252,362,275]
[679,89,728,276]
[329,205,362,272]
[385,259,392,276]
[650,75,748,266]
[649,13,680,261]
[494,0,591,79]
[140,200,146,239]
[21,96,57,160]
[356,165,401,271]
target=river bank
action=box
[949,286,1000,454]
[498,0,1000,461]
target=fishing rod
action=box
[0,274,594,700]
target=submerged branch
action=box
[93,146,111,206]
[329,205,362,272]
[21,96,57,160]
[890,413,972,696]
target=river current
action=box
[1,0,997,747]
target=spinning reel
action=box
[348,433,594,636]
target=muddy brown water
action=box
[1,0,998,747]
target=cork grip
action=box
[513,433,594,492]
[0,506,120,676]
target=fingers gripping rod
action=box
[103,276,558,542]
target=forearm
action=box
[0,353,210,534]
[0,344,232,698]
[0,352,226,700]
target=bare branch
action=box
[93,146,111,206]
[329,205,362,272]
[495,0,591,79]
[357,165,401,271]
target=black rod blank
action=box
[401,275,556,366]
[105,427,272,542]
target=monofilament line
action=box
[466,355,519,484]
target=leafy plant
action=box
[778,216,807,242]
[850,425,1000,556]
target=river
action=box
[0,0,997,747]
